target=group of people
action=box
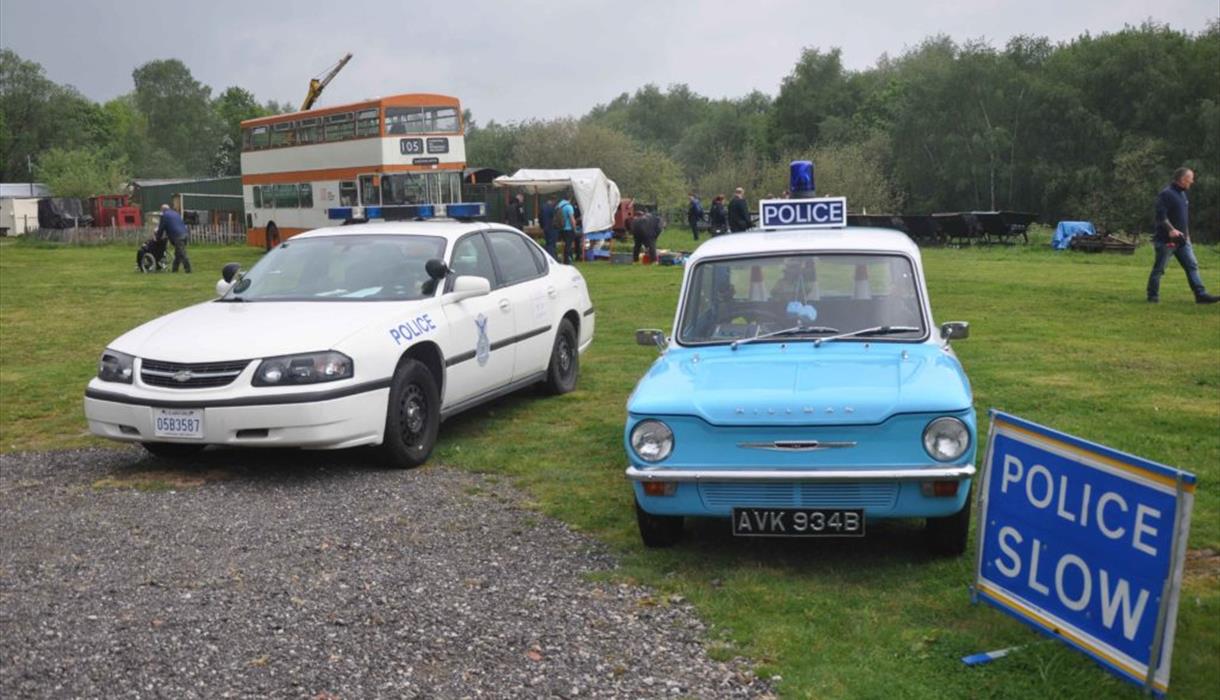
[685,187,754,240]
[507,193,582,264]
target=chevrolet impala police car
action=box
[626,196,975,555]
[84,220,594,467]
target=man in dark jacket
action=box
[728,187,751,232]
[630,209,659,264]
[686,193,704,241]
[1147,167,1217,303]
[505,193,527,229]
[540,196,558,260]
[155,204,191,273]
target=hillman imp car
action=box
[626,225,975,554]
[85,220,594,468]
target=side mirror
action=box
[941,321,970,340]
[635,329,667,352]
[447,275,491,302]
[425,258,449,280]
[221,262,242,283]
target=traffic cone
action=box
[854,263,871,299]
[806,261,820,300]
[749,265,768,301]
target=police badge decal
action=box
[475,314,490,366]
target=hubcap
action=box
[558,337,572,375]
[400,384,426,443]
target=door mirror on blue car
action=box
[635,329,667,351]
[941,321,970,340]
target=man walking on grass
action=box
[1147,167,1217,304]
[156,204,191,273]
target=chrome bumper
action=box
[626,464,976,483]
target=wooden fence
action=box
[26,224,248,246]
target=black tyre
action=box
[141,442,206,459]
[542,318,579,395]
[380,358,440,469]
[265,222,280,251]
[925,487,972,556]
[636,499,684,548]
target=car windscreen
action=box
[676,253,926,345]
[223,234,447,302]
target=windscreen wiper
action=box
[814,325,920,346]
[731,324,840,350]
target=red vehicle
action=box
[91,194,141,228]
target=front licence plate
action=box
[732,508,865,538]
[153,408,204,439]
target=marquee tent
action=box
[492,168,621,233]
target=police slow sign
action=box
[759,196,846,229]
[974,411,1196,694]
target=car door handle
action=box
[499,299,512,312]
[546,285,558,298]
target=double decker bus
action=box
[240,93,471,248]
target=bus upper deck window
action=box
[251,126,269,149]
[356,109,380,137]
[325,113,355,141]
[298,118,321,144]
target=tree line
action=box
[469,21,1218,238]
[0,51,289,197]
[2,21,1216,238]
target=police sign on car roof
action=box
[759,196,847,229]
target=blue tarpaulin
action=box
[1052,221,1096,250]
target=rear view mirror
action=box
[221,262,242,283]
[635,329,667,351]
[941,321,970,340]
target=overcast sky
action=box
[2,0,1216,124]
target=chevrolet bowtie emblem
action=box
[172,370,193,383]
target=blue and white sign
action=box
[974,411,1196,695]
[759,196,846,229]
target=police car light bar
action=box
[327,202,486,221]
[759,196,847,230]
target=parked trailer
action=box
[0,197,40,236]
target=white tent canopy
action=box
[493,168,621,233]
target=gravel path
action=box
[0,447,771,699]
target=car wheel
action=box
[141,442,206,459]
[925,487,972,556]
[636,499,684,548]
[542,318,579,395]
[265,222,280,251]
[380,358,440,469]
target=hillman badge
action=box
[475,313,490,366]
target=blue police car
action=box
[625,203,976,555]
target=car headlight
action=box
[98,349,135,384]
[923,416,970,462]
[631,419,674,462]
[253,351,353,386]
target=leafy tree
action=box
[0,49,99,180]
[769,48,860,152]
[34,146,130,198]
[212,86,269,176]
[131,59,218,175]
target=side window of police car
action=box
[486,230,542,286]
[447,233,496,291]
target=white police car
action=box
[84,220,595,467]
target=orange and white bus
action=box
[240,93,476,249]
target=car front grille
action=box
[140,358,251,389]
[700,482,899,511]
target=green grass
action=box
[1,232,1218,699]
